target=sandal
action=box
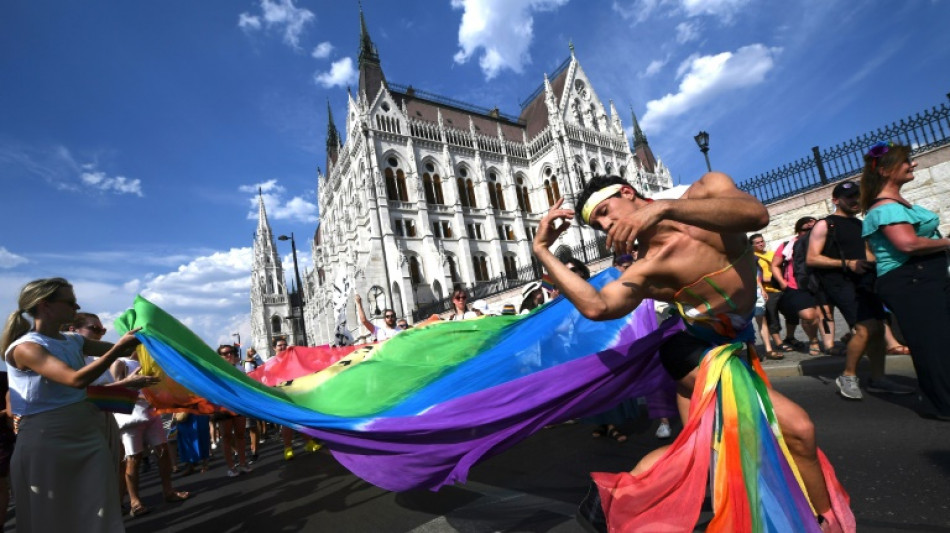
[591,425,607,438]
[164,491,190,503]
[129,504,150,517]
[764,350,785,361]
[886,345,910,355]
[786,338,808,352]
[606,427,627,443]
[808,341,821,357]
[776,342,795,353]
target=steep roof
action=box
[388,86,526,144]
[517,56,571,139]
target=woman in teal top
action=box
[860,141,950,420]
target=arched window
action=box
[466,179,477,208]
[457,176,469,207]
[472,255,489,282]
[605,162,614,174]
[433,174,444,204]
[396,169,408,202]
[543,168,561,207]
[515,176,531,214]
[503,254,518,280]
[423,173,436,204]
[574,98,584,127]
[271,315,282,333]
[445,253,461,287]
[619,165,627,178]
[408,256,423,286]
[384,168,399,201]
[488,172,499,209]
[589,159,599,174]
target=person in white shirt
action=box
[354,294,401,342]
[1,277,141,532]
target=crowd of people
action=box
[0,143,945,532]
[745,142,949,418]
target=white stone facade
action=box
[267,15,673,346]
[249,193,301,358]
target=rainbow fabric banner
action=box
[115,269,681,492]
[592,341,856,532]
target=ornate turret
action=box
[631,108,657,173]
[326,100,342,174]
[357,5,386,101]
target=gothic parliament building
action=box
[251,10,673,353]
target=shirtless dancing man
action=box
[533,173,846,531]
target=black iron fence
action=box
[739,94,950,205]
[411,235,612,321]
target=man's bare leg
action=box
[629,368,831,514]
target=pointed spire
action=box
[568,39,575,57]
[326,99,340,150]
[326,100,342,175]
[630,107,648,146]
[630,107,657,173]
[358,3,379,67]
[257,188,272,236]
[357,4,386,101]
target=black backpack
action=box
[791,218,837,295]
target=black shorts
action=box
[819,275,886,328]
[659,330,711,381]
[777,289,817,318]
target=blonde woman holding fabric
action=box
[1,278,141,532]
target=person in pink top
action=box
[771,217,824,356]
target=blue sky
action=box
[2,0,949,346]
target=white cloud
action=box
[0,247,259,347]
[238,0,315,50]
[613,0,748,24]
[676,21,699,43]
[641,58,668,78]
[80,170,144,197]
[237,13,262,30]
[240,179,318,223]
[612,0,662,24]
[311,41,333,59]
[451,0,570,80]
[641,44,780,132]
[680,0,750,21]
[137,247,254,346]
[313,57,357,88]
[0,247,28,269]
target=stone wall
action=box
[759,143,950,248]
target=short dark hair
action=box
[748,233,764,243]
[574,175,642,226]
[272,337,287,347]
[562,258,590,280]
[217,344,236,355]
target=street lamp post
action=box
[694,131,712,172]
[278,233,308,346]
[232,333,241,356]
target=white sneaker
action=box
[239,465,253,474]
[655,422,671,439]
[836,375,863,400]
[226,468,240,478]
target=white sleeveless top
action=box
[4,331,87,416]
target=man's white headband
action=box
[580,184,623,225]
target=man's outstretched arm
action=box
[665,172,769,231]
[533,199,644,321]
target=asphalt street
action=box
[4,355,945,533]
